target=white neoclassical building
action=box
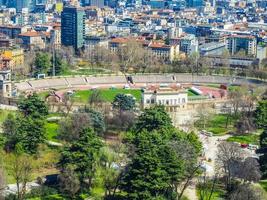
[141,86,188,112]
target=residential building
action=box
[179,34,199,55]
[1,48,24,69]
[226,35,257,57]
[147,42,180,62]
[18,31,45,50]
[0,25,28,39]
[199,42,226,56]
[61,6,85,49]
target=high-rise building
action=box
[226,35,257,57]
[61,6,85,49]
[90,0,105,7]
[186,0,203,7]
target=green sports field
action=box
[72,89,142,103]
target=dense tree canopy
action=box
[120,106,201,200]
[112,94,136,112]
[134,106,173,132]
[18,93,48,118]
[255,100,267,128]
[34,52,52,75]
[58,128,103,189]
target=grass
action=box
[260,180,267,192]
[0,109,16,125]
[72,89,142,103]
[45,122,59,142]
[196,114,237,135]
[197,183,225,200]
[228,85,240,91]
[227,134,260,145]
[1,146,59,184]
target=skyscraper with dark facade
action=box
[61,6,85,49]
[81,0,105,7]
[186,0,203,7]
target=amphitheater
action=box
[14,74,265,92]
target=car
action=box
[91,86,99,90]
[240,143,248,148]
[67,90,74,95]
[124,84,130,89]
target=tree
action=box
[196,106,214,129]
[255,100,267,128]
[0,168,5,200]
[80,107,106,135]
[134,105,173,132]
[17,116,46,154]
[58,128,103,190]
[88,90,104,107]
[2,114,46,154]
[116,39,144,74]
[197,173,218,200]
[98,147,121,197]
[112,94,136,112]
[228,184,267,200]
[120,107,201,199]
[216,142,243,191]
[18,93,48,118]
[61,92,74,116]
[120,130,171,200]
[2,113,19,151]
[259,129,267,178]
[34,52,52,75]
[10,145,33,200]
[58,113,91,142]
[260,129,267,148]
[58,167,80,199]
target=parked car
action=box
[241,143,249,148]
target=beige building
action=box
[142,86,188,111]
[18,31,45,50]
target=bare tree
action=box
[216,142,243,191]
[61,93,75,116]
[10,152,33,200]
[196,106,215,129]
[116,39,144,74]
[233,157,261,183]
[58,167,80,199]
[0,168,5,200]
[58,113,91,142]
[197,172,218,200]
[229,184,267,200]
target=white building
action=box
[142,86,188,111]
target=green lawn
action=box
[260,180,267,192]
[45,122,59,142]
[196,114,237,135]
[72,89,142,103]
[227,132,261,145]
[0,109,16,125]
[197,184,225,200]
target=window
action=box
[178,98,180,103]
[182,98,185,103]
[158,100,161,104]
[151,99,155,104]
[146,99,150,104]
[174,99,177,105]
[166,100,169,105]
